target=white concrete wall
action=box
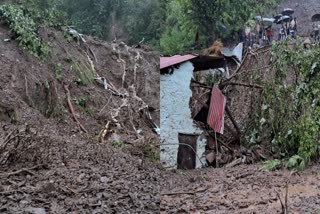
[160,61,206,169]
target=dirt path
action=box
[161,164,320,213]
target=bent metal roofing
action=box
[160,54,198,69]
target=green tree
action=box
[160,0,282,54]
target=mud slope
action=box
[161,165,320,213]
[0,23,160,213]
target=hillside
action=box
[0,21,160,213]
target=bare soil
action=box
[0,22,160,213]
[161,164,320,213]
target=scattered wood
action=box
[63,84,88,133]
[0,190,25,195]
[0,129,15,148]
[225,106,241,137]
[120,57,127,88]
[276,190,286,214]
[99,121,110,144]
[192,94,209,109]
[0,134,20,153]
[228,51,249,80]
[275,174,290,214]
[0,164,44,177]
[254,47,271,55]
[220,81,262,89]
[245,65,271,73]
[206,131,234,153]
[88,47,97,62]
[235,171,255,179]
[225,158,242,168]
[191,80,213,89]
[215,133,219,168]
[224,123,239,140]
[191,84,213,89]
[65,185,78,195]
[161,187,208,196]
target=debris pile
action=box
[0,21,160,213]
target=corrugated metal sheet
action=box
[207,86,226,134]
[160,54,198,69]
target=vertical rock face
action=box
[160,61,206,169]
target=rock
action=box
[303,38,311,49]
[100,176,108,183]
[42,182,56,193]
[206,152,215,164]
[26,207,46,214]
[76,173,86,183]
[20,200,29,205]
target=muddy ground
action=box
[0,21,160,213]
[161,1,320,213]
[161,164,320,213]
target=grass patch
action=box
[71,60,94,85]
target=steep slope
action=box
[0,22,160,213]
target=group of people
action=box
[240,16,298,49]
[240,23,274,48]
[277,17,297,41]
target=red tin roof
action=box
[160,54,198,69]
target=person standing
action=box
[277,23,282,40]
[280,22,287,41]
[245,26,252,48]
[288,24,295,38]
[291,17,297,38]
[238,28,245,43]
[265,26,273,44]
[258,27,263,46]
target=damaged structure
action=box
[160,49,234,169]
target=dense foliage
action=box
[60,0,160,48]
[0,4,49,58]
[0,0,160,48]
[251,40,320,170]
[161,0,281,55]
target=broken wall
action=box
[160,61,206,169]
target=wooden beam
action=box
[225,106,241,137]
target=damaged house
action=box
[160,53,231,169]
[160,43,244,169]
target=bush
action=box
[252,39,320,170]
[0,4,49,58]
